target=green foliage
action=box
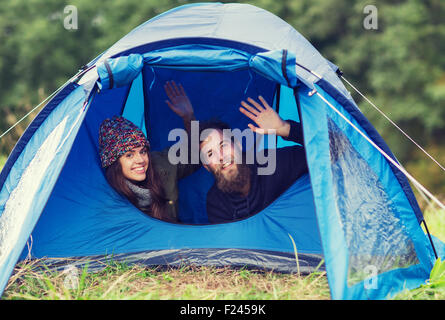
[393,258,445,299]
[392,207,445,299]
[429,258,445,287]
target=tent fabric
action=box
[89,3,350,99]
[0,3,442,300]
[0,83,79,188]
[97,54,144,90]
[315,78,424,223]
[299,84,434,299]
[37,249,325,275]
[0,85,90,294]
[21,173,321,258]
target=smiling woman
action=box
[98,81,200,222]
[99,116,168,221]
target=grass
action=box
[2,208,445,300]
[3,262,330,300]
[391,205,445,300]
[423,205,445,243]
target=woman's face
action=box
[118,146,149,182]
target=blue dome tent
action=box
[0,3,443,300]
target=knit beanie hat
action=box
[99,116,149,168]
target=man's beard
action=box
[213,163,251,195]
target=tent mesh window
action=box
[327,119,419,286]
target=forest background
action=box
[0,0,444,199]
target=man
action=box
[199,96,308,223]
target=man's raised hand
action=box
[239,96,290,138]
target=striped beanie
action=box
[98,116,149,168]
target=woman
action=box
[98,81,198,222]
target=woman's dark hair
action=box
[105,147,167,220]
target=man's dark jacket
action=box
[206,120,308,223]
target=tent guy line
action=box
[294,59,445,176]
[0,90,59,140]
[293,57,444,210]
[340,75,445,173]
[0,70,85,141]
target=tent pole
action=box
[422,220,439,260]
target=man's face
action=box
[200,129,241,178]
[200,129,252,194]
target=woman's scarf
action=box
[126,180,152,208]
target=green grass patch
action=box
[391,206,445,299]
[3,262,330,300]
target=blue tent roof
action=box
[90,2,350,100]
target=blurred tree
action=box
[0,0,104,154]
[0,0,189,155]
